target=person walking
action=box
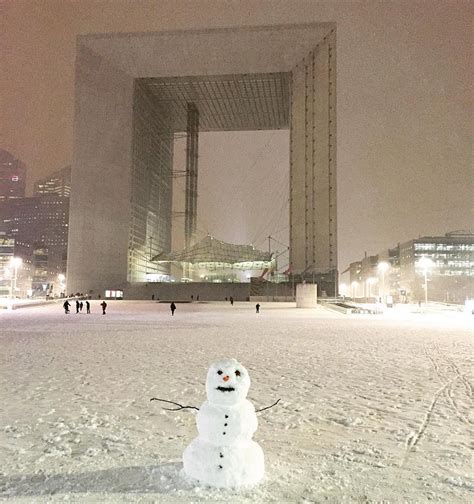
[79,301,84,312]
[86,300,90,314]
[63,300,71,314]
[230,296,234,306]
[256,303,260,313]
[100,300,107,315]
[76,300,80,314]
[170,302,176,316]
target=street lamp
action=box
[10,257,22,298]
[418,256,434,305]
[377,261,389,301]
[339,283,347,297]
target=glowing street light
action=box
[377,261,389,301]
[418,256,434,305]
[339,283,347,297]
[9,257,22,298]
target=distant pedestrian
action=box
[100,301,107,315]
[230,296,234,306]
[170,302,176,316]
[79,301,83,312]
[256,303,260,313]
[151,294,155,300]
[86,300,90,314]
[76,300,80,314]
[225,297,228,301]
[196,295,199,302]
[63,300,70,314]
[191,295,194,302]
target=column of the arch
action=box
[290,28,337,293]
[68,44,134,295]
[311,30,337,280]
[289,59,307,274]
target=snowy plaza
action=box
[1,301,472,502]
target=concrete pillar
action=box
[296,283,318,308]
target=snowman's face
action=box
[206,359,251,406]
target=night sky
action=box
[2,0,472,271]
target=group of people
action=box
[63,299,107,315]
[63,298,260,316]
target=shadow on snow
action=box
[0,462,195,497]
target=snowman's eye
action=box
[235,370,241,376]
[217,370,223,375]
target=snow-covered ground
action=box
[1,301,472,502]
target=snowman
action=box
[183,358,265,488]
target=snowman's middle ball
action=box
[206,358,251,407]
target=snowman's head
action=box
[206,358,251,406]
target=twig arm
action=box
[256,398,281,413]
[150,397,199,411]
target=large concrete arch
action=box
[67,23,337,296]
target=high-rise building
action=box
[0,195,69,296]
[0,196,69,249]
[0,149,26,201]
[34,166,71,197]
[0,233,15,297]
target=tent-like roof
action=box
[152,235,272,266]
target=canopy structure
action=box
[152,235,274,274]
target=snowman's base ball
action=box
[183,438,264,488]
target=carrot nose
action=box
[223,375,230,382]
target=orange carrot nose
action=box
[223,375,230,382]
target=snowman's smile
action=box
[216,386,235,392]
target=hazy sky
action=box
[1,0,472,272]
